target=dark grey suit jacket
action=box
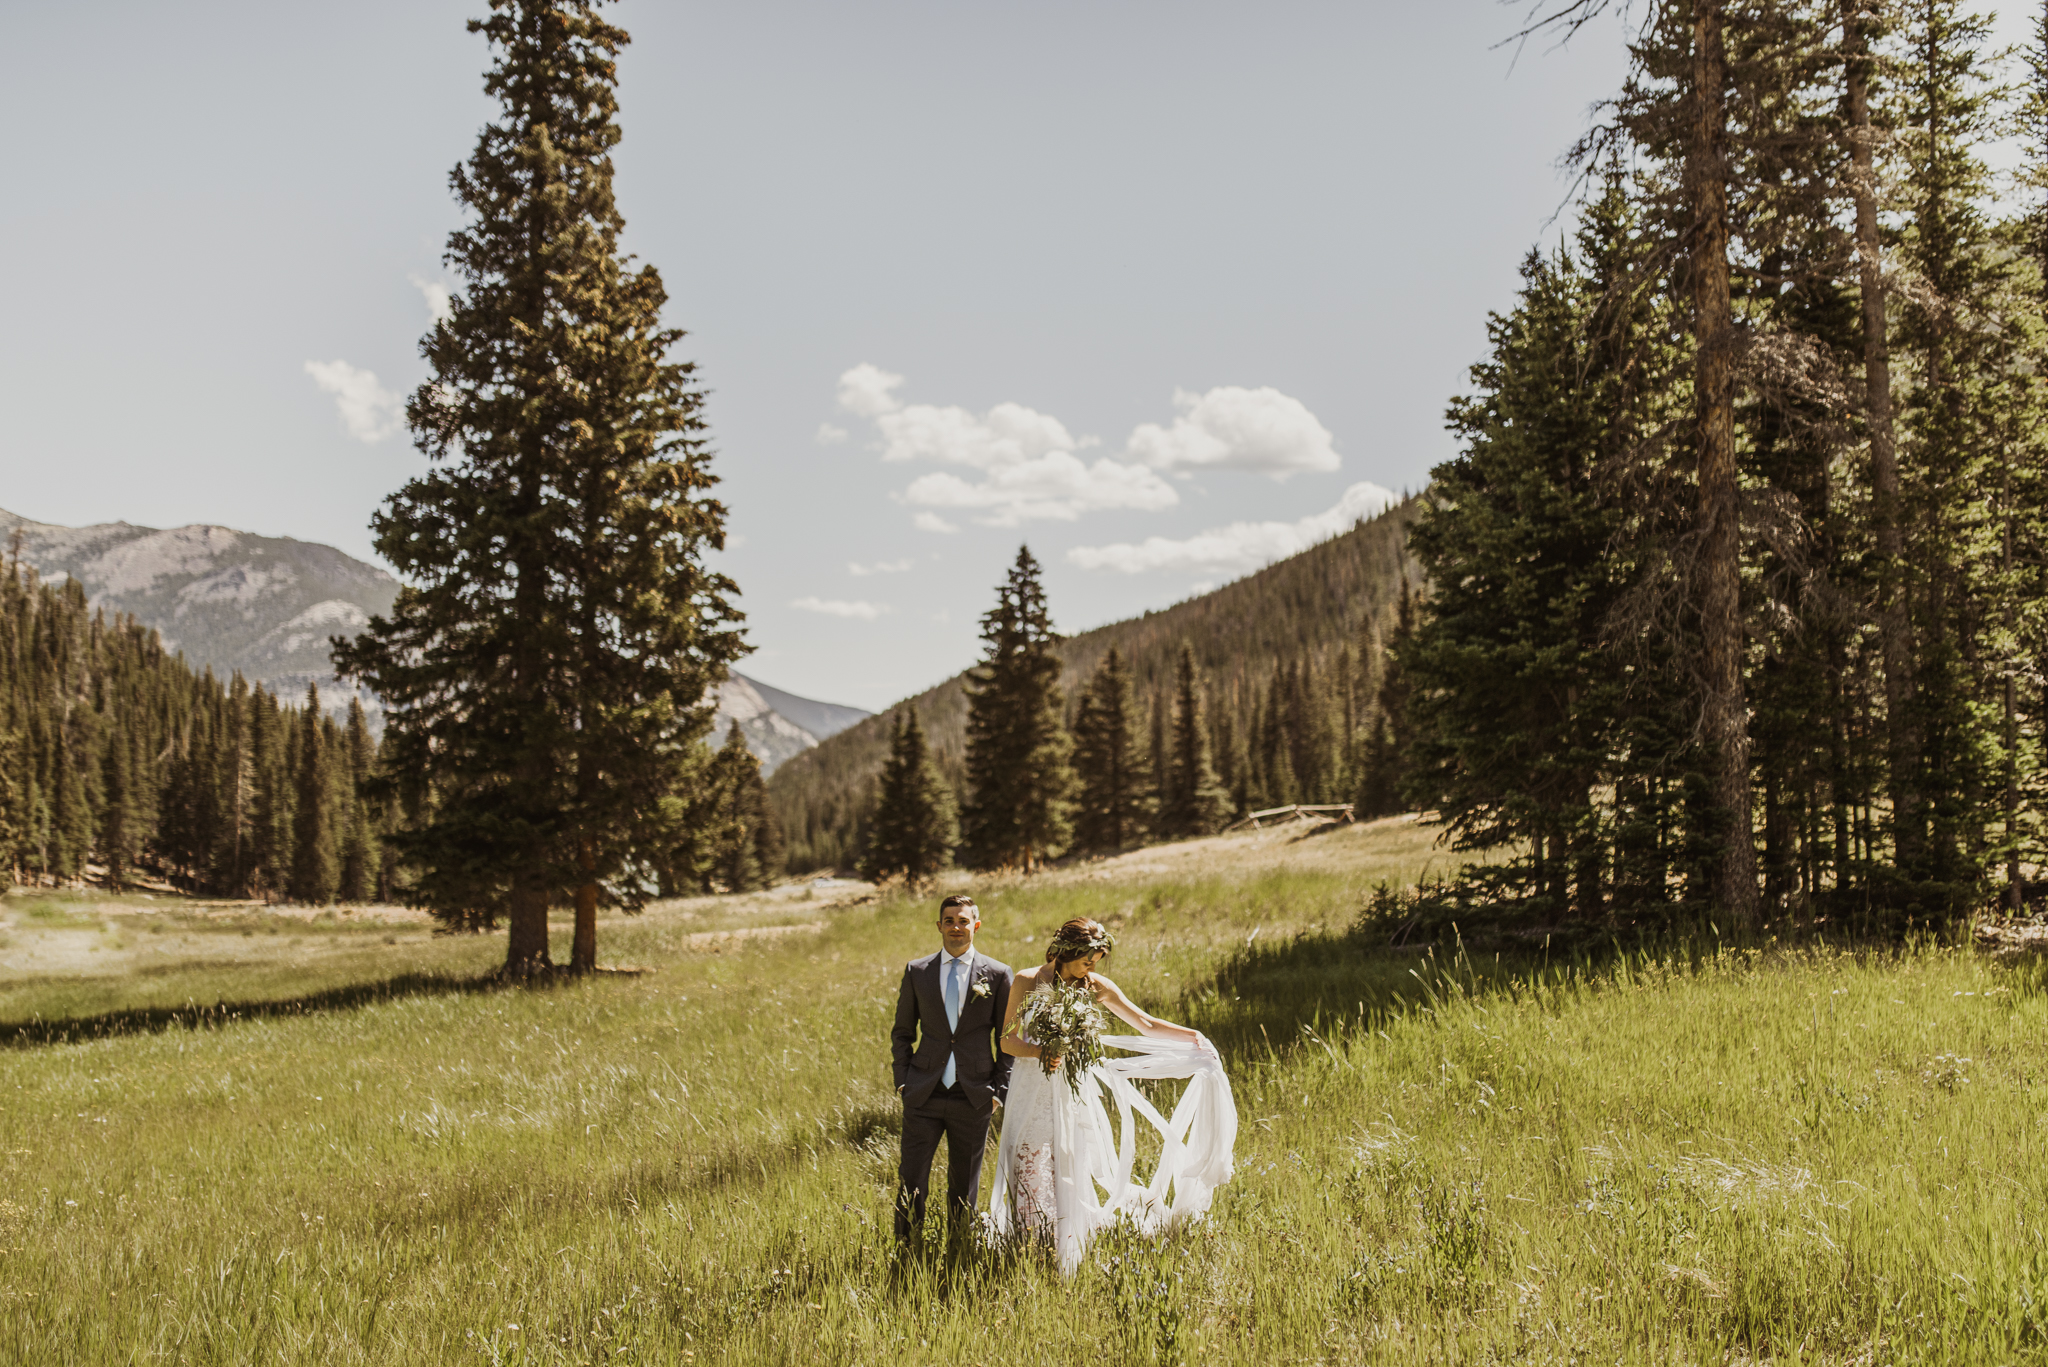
[892,949,1015,1110]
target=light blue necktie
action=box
[942,956,964,1087]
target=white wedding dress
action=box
[987,1003,1237,1274]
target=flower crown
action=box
[1045,922,1116,962]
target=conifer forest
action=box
[783,0,2048,931]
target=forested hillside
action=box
[769,499,1421,870]
[0,566,391,898]
[0,564,781,905]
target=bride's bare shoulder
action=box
[1086,971,1128,1000]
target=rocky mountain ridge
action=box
[0,506,397,703]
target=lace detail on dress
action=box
[1001,991,1061,1239]
[1012,1142,1056,1236]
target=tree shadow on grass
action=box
[1171,906,1617,1062]
[1176,926,1461,1060]
[0,970,515,1048]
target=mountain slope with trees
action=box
[0,507,398,702]
[769,499,1422,871]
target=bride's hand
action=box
[1045,1053,1063,1072]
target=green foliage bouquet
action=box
[1020,977,1108,1097]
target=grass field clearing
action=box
[4,819,2045,1363]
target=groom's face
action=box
[938,905,979,955]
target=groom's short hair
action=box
[939,894,977,916]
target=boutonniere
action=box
[970,979,992,1000]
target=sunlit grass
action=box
[3,831,2044,1363]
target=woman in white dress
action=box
[988,918,1237,1272]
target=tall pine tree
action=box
[1070,647,1152,853]
[959,547,1073,872]
[1159,643,1227,838]
[860,706,957,885]
[335,0,745,971]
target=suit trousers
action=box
[895,1090,991,1242]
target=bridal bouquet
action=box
[1020,978,1107,1097]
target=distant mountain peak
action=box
[1,507,869,767]
[712,670,871,775]
[1,507,397,699]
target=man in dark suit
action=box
[892,893,1014,1245]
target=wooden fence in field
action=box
[1224,803,1354,833]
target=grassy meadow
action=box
[4,817,2048,1364]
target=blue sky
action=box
[14,1,2003,710]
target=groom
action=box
[891,893,1014,1245]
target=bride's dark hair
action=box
[1045,917,1115,968]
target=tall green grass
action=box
[4,859,2045,1363]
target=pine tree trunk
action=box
[2004,459,2020,910]
[572,839,598,972]
[1844,0,1921,870]
[1690,0,1761,927]
[506,869,551,975]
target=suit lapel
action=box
[919,952,945,1032]
[957,958,993,1030]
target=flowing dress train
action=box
[987,1022,1237,1274]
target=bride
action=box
[988,918,1237,1272]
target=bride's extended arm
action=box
[1091,974,1206,1047]
[1000,971,1045,1061]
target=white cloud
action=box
[1067,480,1399,577]
[872,399,1080,469]
[304,360,403,443]
[899,450,1178,526]
[848,558,914,576]
[913,512,959,534]
[835,364,1179,525]
[408,274,454,325]
[815,422,850,445]
[791,595,889,620]
[1126,386,1340,479]
[837,363,905,418]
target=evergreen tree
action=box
[99,714,137,889]
[334,0,745,971]
[214,674,253,896]
[859,706,957,885]
[1886,0,2006,896]
[959,547,1073,871]
[1525,0,1843,922]
[1215,705,1249,818]
[337,696,378,903]
[1404,170,1682,916]
[1844,0,1922,875]
[1359,580,1421,822]
[1159,643,1227,837]
[697,722,774,893]
[249,690,292,900]
[0,728,22,882]
[1070,648,1151,853]
[290,685,337,904]
[1260,666,1299,806]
